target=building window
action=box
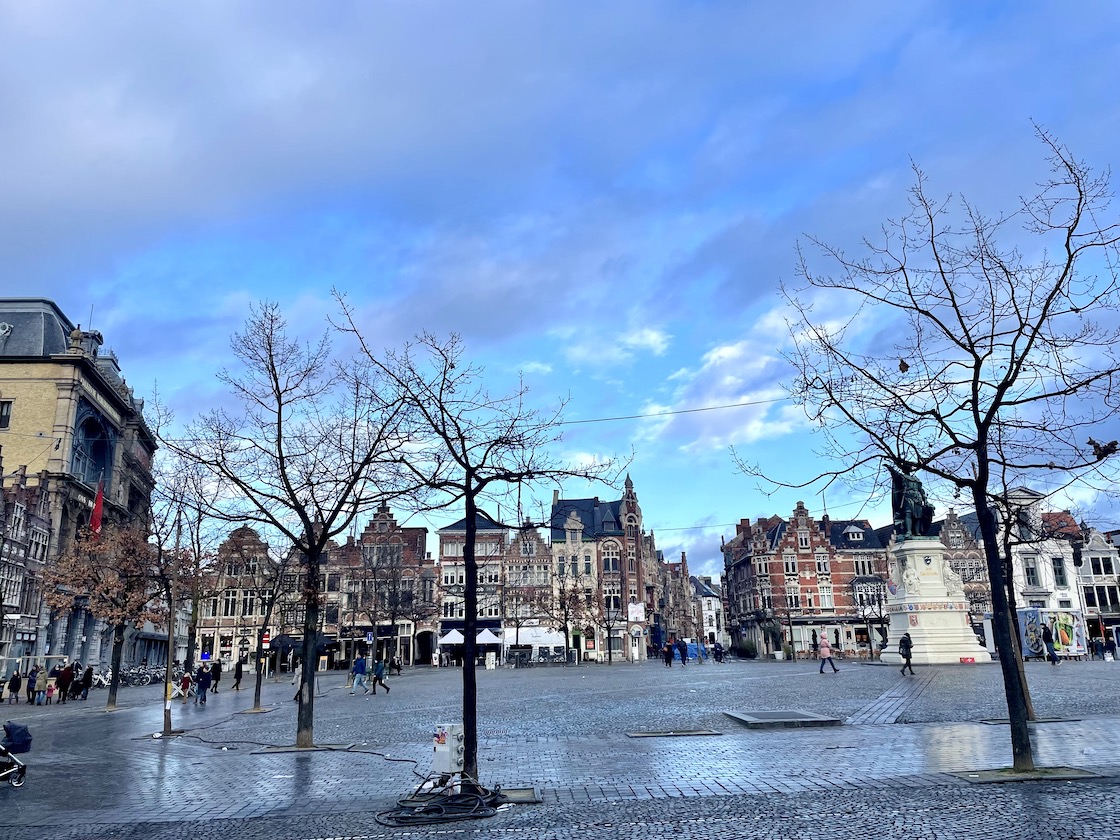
[1024,557,1039,587]
[520,540,535,556]
[853,555,874,576]
[241,590,256,616]
[1051,557,1068,588]
[798,531,810,550]
[0,400,10,429]
[585,555,593,576]
[816,555,830,575]
[604,543,620,573]
[786,588,800,609]
[784,555,797,576]
[222,591,238,618]
[819,585,834,609]
[1084,587,1098,607]
[1059,599,1072,608]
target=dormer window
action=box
[844,526,864,542]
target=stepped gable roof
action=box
[550,496,624,540]
[765,519,786,550]
[827,519,889,550]
[438,510,509,533]
[0,298,75,357]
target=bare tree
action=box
[162,302,411,747]
[529,565,591,662]
[337,313,619,787]
[746,129,1120,771]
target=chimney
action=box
[552,489,560,506]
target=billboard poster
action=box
[627,601,646,623]
[1018,608,1087,658]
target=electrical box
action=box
[432,723,465,774]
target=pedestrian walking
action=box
[211,658,222,693]
[713,641,725,663]
[1041,623,1060,665]
[818,635,839,673]
[676,638,688,666]
[57,663,73,704]
[371,657,390,694]
[1106,636,1117,662]
[390,655,403,676]
[26,665,38,703]
[80,665,94,701]
[6,670,21,704]
[350,652,370,695]
[194,664,212,705]
[34,667,48,704]
[662,643,673,667]
[233,658,244,691]
[179,671,192,705]
[898,631,915,675]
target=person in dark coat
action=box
[194,664,212,705]
[662,643,673,667]
[80,665,94,700]
[6,670,21,704]
[1041,623,1060,665]
[56,664,74,704]
[233,658,244,691]
[211,659,222,693]
[676,638,688,666]
[24,667,38,704]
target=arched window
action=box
[72,411,113,487]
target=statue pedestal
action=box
[880,539,990,666]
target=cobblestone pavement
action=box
[2,657,1119,839]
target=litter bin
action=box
[567,649,577,664]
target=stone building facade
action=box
[0,298,157,671]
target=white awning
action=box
[476,628,502,645]
[438,630,465,644]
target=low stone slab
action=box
[949,766,1100,783]
[625,729,721,738]
[724,710,842,729]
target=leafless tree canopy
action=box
[763,128,1120,502]
[745,128,1120,772]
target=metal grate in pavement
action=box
[625,729,722,738]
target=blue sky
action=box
[5,2,1119,578]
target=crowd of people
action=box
[1,660,94,705]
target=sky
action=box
[4,2,1120,579]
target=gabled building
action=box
[722,502,890,658]
[0,461,52,670]
[550,475,664,662]
[690,575,728,649]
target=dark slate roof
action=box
[0,299,75,357]
[438,510,509,533]
[690,576,721,598]
[551,497,624,540]
[766,520,786,550]
[826,519,889,550]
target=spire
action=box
[624,473,633,490]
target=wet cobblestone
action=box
[1,658,1118,839]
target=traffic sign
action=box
[262,631,271,649]
[366,632,374,643]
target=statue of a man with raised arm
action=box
[887,462,934,538]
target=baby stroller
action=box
[0,721,30,788]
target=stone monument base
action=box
[879,538,991,667]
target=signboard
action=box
[262,631,271,649]
[366,632,375,643]
[627,601,646,623]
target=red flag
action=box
[90,479,104,538]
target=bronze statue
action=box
[887,462,934,538]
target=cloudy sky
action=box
[4,2,1119,578]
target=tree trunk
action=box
[253,627,266,711]
[163,607,175,736]
[106,622,126,711]
[973,484,1035,771]
[461,488,480,783]
[296,552,321,748]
